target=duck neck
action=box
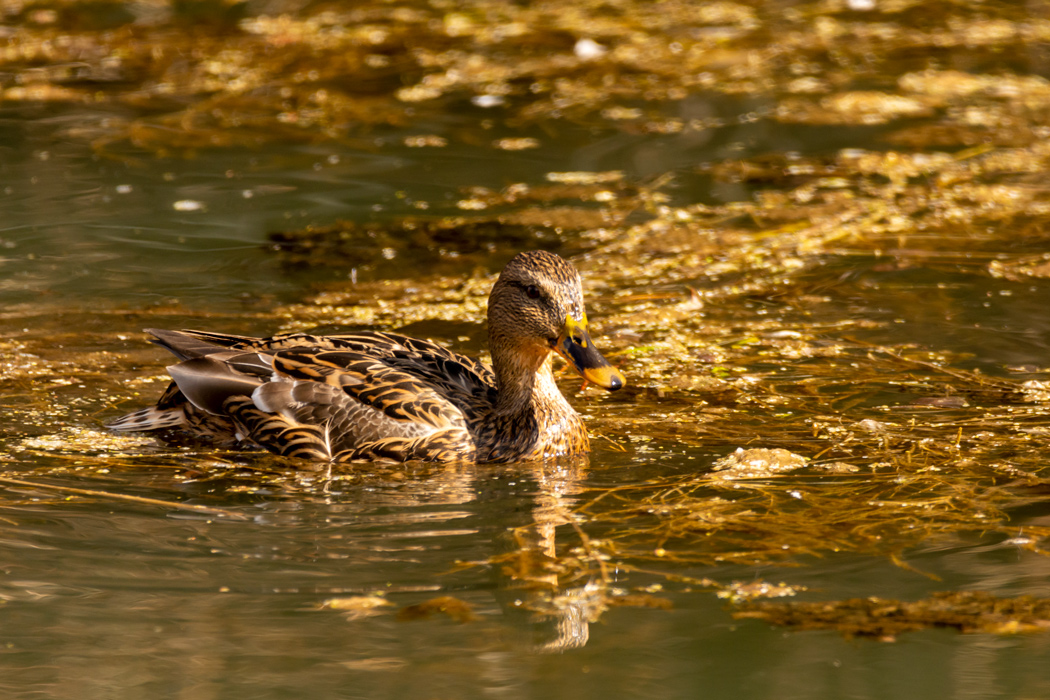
[491,336,575,424]
[490,349,585,461]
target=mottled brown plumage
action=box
[109,251,624,463]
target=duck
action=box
[109,250,625,463]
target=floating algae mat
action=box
[731,591,1050,640]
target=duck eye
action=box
[524,285,541,299]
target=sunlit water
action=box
[3,92,1050,700]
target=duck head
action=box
[488,250,624,391]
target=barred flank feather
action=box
[107,406,186,432]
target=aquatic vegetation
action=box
[0,0,1044,156]
[397,595,476,623]
[732,591,1050,640]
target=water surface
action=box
[3,3,1050,699]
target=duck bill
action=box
[554,315,625,391]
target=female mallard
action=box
[109,251,624,463]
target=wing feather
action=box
[112,328,495,463]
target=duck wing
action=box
[111,329,496,462]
